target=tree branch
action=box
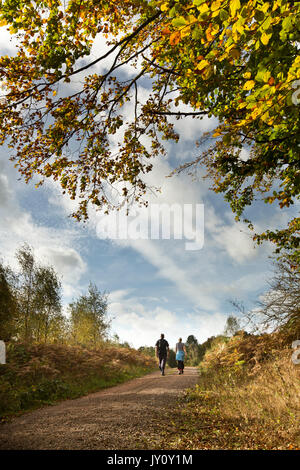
[150,110,209,116]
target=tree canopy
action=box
[0,0,299,260]
[224,315,241,336]
[68,282,109,346]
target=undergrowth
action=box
[0,341,156,419]
[154,332,300,450]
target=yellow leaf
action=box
[243,72,251,79]
[196,59,209,70]
[238,101,247,109]
[261,32,272,45]
[251,107,262,119]
[211,24,220,35]
[230,0,240,17]
[263,71,271,82]
[243,80,255,90]
[261,112,269,122]
[160,3,169,12]
[181,26,191,38]
[211,0,221,11]
[261,2,270,13]
[198,3,209,14]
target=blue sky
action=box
[0,25,298,349]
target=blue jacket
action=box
[176,350,185,361]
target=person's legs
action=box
[160,355,167,375]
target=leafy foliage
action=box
[223,315,241,336]
[0,245,112,346]
[68,282,110,347]
[138,345,156,357]
[168,0,300,262]
[167,348,177,367]
[0,0,299,259]
[14,244,64,342]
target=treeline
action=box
[137,338,225,368]
[0,244,110,347]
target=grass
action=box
[0,341,156,420]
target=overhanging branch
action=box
[150,110,209,116]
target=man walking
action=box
[155,333,169,376]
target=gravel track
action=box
[0,367,199,450]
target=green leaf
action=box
[172,16,187,28]
[169,7,177,18]
[262,16,272,30]
[282,16,293,32]
[254,9,265,22]
[219,9,229,21]
[192,26,203,39]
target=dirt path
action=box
[0,367,199,450]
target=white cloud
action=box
[130,239,219,311]
[108,290,227,348]
[109,289,135,303]
[213,219,256,263]
[0,156,87,299]
[171,113,218,144]
[44,148,267,313]
[0,26,19,56]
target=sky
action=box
[0,24,298,350]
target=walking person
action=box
[176,338,186,375]
[155,333,169,376]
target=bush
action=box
[161,332,300,450]
[0,342,156,418]
[167,350,177,368]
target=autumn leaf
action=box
[261,32,272,45]
[161,26,171,35]
[160,3,169,12]
[0,0,298,261]
[243,80,255,90]
[170,31,181,46]
[196,59,209,71]
[230,0,241,17]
